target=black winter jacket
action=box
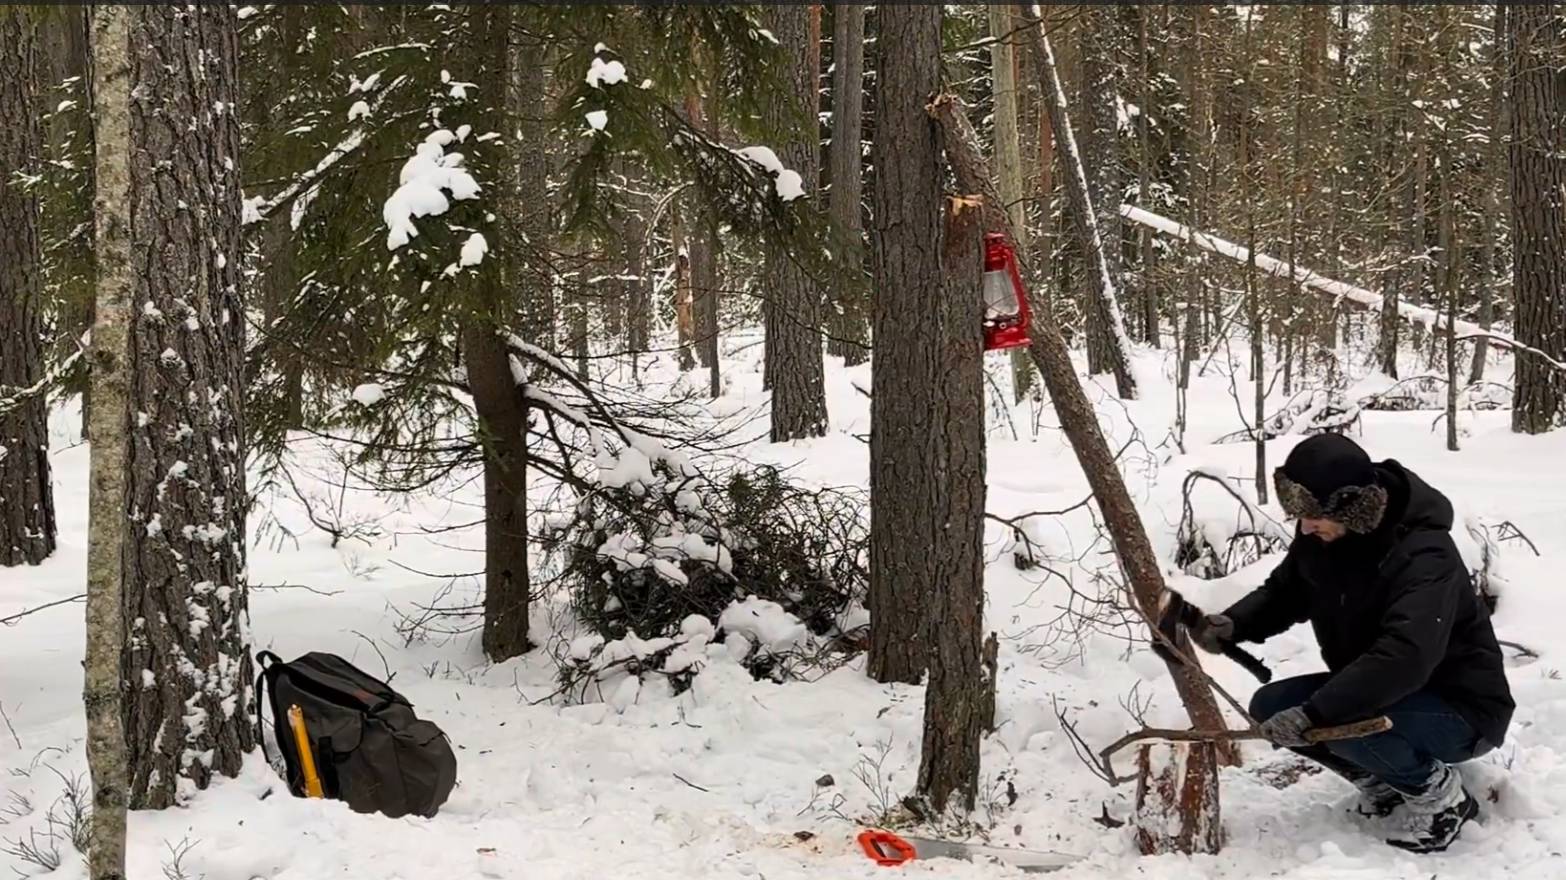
[1225,460,1514,746]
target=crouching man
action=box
[1193,434,1514,853]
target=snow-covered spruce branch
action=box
[0,342,84,417]
[242,74,410,227]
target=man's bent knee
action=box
[1248,674,1326,721]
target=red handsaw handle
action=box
[857,830,917,867]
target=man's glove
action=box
[1258,706,1312,748]
[1189,614,1235,654]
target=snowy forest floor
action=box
[5,336,1566,880]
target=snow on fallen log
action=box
[1119,204,1566,372]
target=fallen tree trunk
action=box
[1119,203,1566,373]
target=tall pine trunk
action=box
[765,5,828,441]
[85,6,131,872]
[0,6,56,567]
[685,87,721,397]
[1078,5,1126,379]
[115,3,255,811]
[1507,4,1566,433]
[867,4,944,685]
[915,198,992,813]
[1471,4,1506,383]
[827,2,868,367]
[468,5,531,661]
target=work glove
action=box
[1258,706,1312,748]
[1189,613,1235,654]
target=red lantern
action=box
[981,232,1031,351]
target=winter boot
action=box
[1385,765,1479,854]
[1350,778,1404,820]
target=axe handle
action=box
[1220,642,1273,683]
[1304,715,1394,743]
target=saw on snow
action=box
[857,829,1080,873]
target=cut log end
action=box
[1133,741,1222,856]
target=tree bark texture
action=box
[1078,5,1126,378]
[827,1,868,367]
[508,31,555,353]
[684,88,721,395]
[463,320,531,660]
[765,4,828,442]
[1017,11,1138,399]
[1472,4,1506,384]
[672,203,696,372]
[119,4,255,810]
[84,7,132,876]
[867,4,944,685]
[914,199,992,814]
[1507,4,1566,433]
[0,6,56,567]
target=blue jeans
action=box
[1249,673,1491,794]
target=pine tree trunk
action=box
[624,195,650,380]
[1136,5,1159,349]
[464,321,531,660]
[1078,5,1125,377]
[464,5,532,662]
[685,88,721,396]
[510,39,554,352]
[84,6,132,870]
[672,204,696,372]
[0,6,56,567]
[1507,4,1566,433]
[1241,17,1267,505]
[915,198,991,814]
[827,1,868,367]
[765,5,828,441]
[867,3,944,685]
[115,3,254,811]
[1471,4,1506,384]
[990,5,1035,401]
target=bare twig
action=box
[672,773,711,793]
[0,701,20,749]
[0,595,85,627]
[349,631,395,683]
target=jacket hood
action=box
[1376,459,1453,534]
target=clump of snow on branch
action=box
[586,55,626,89]
[382,129,481,251]
[458,233,487,267]
[733,146,806,202]
[584,110,609,132]
[351,383,385,407]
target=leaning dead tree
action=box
[930,11,1231,854]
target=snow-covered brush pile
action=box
[1174,468,1292,580]
[541,460,868,691]
[1215,388,1362,444]
[1359,375,1512,412]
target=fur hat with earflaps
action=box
[1273,433,1389,534]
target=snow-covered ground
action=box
[4,338,1564,880]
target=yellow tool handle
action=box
[287,704,325,798]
